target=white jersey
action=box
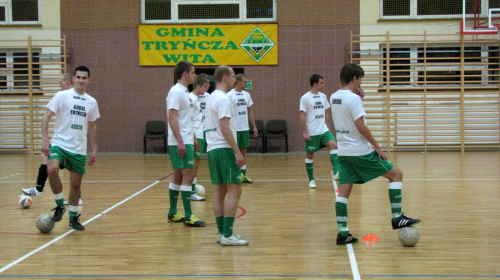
[205,90,236,152]
[299,91,330,136]
[227,89,253,131]
[197,92,209,135]
[329,89,373,156]
[47,88,100,155]
[166,83,194,145]
[190,92,204,139]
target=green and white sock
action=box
[330,149,339,174]
[69,205,78,221]
[305,158,314,181]
[216,216,224,234]
[335,196,349,236]
[241,165,247,176]
[54,193,64,208]
[389,182,402,219]
[168,183,180,215]
[222,216,235,238]
[180,185,192,219]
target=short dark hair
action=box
[174,61,194,80]
[235,73,247,82]
[214,65,232,83]
[340,63,364,85]
[194,73,209,87]
[310,74,323,87]
[74,66,90,77]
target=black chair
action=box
[266,119,288,153]
[249,120,267,153]
[143,121,167,154]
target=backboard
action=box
[461,0,500,35]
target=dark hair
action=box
[214,65,232,83]
[74,66,90,77]
[174,61,194,80]
[235,73,247,82]
[310,74,323,87]
[340,63,364,85]
[194,73,209,87]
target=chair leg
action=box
[285,134,288,153]
[143,137,147,154]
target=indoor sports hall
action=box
[1,1,499,279]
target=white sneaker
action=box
[219,234,249,246]
[332,171,339,180]
[190,194,206,201]
[22,187,43,197]
[217,232,242,243]
[64,198,83,206]
[309,180,317,189]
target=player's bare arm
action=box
[220,117,245,167]
[41,109,55,156]
[87,121,98,166]
[299,110,310,140]
[247,106,258,137]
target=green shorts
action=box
[304,131,335,152]
[194,137,206,159]
[207,148,242,185]
[338,151,394,184]
[168,144,195,170]
[48,146,87,175]
[236,130,250,149]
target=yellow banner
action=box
[139,24,278,66]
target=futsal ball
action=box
[398,226,420,247]
[17,193,33,209]
[36,214,55,233]
[195,184,205,196]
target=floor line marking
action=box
[331,175,361,280]
[0,175,169,274]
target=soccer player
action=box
[166,61,206,227]
[299,74,339,188]
[41,66,100,230]
[205,65,248,246]
[23,74,84,206]
[227,74,258,183]
[189,73,210,201]
[330,63,420,245]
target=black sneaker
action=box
[69,214,85,231]
[392,213,421,229]
[336,233,358,245]
[51,206,66,222]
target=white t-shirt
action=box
[47,89,100,155]
[198,92,209,134]
[190,92,204,139]
[166,83,194,145]
[227,89,253,131]
[329,89,373,156]
[205,90,236,152]
[299,91,330,136]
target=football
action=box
[17,193,33,209]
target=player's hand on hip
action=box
[375,147,387,161]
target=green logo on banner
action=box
[240,27,275,62]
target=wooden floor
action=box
[0,151,499,280]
